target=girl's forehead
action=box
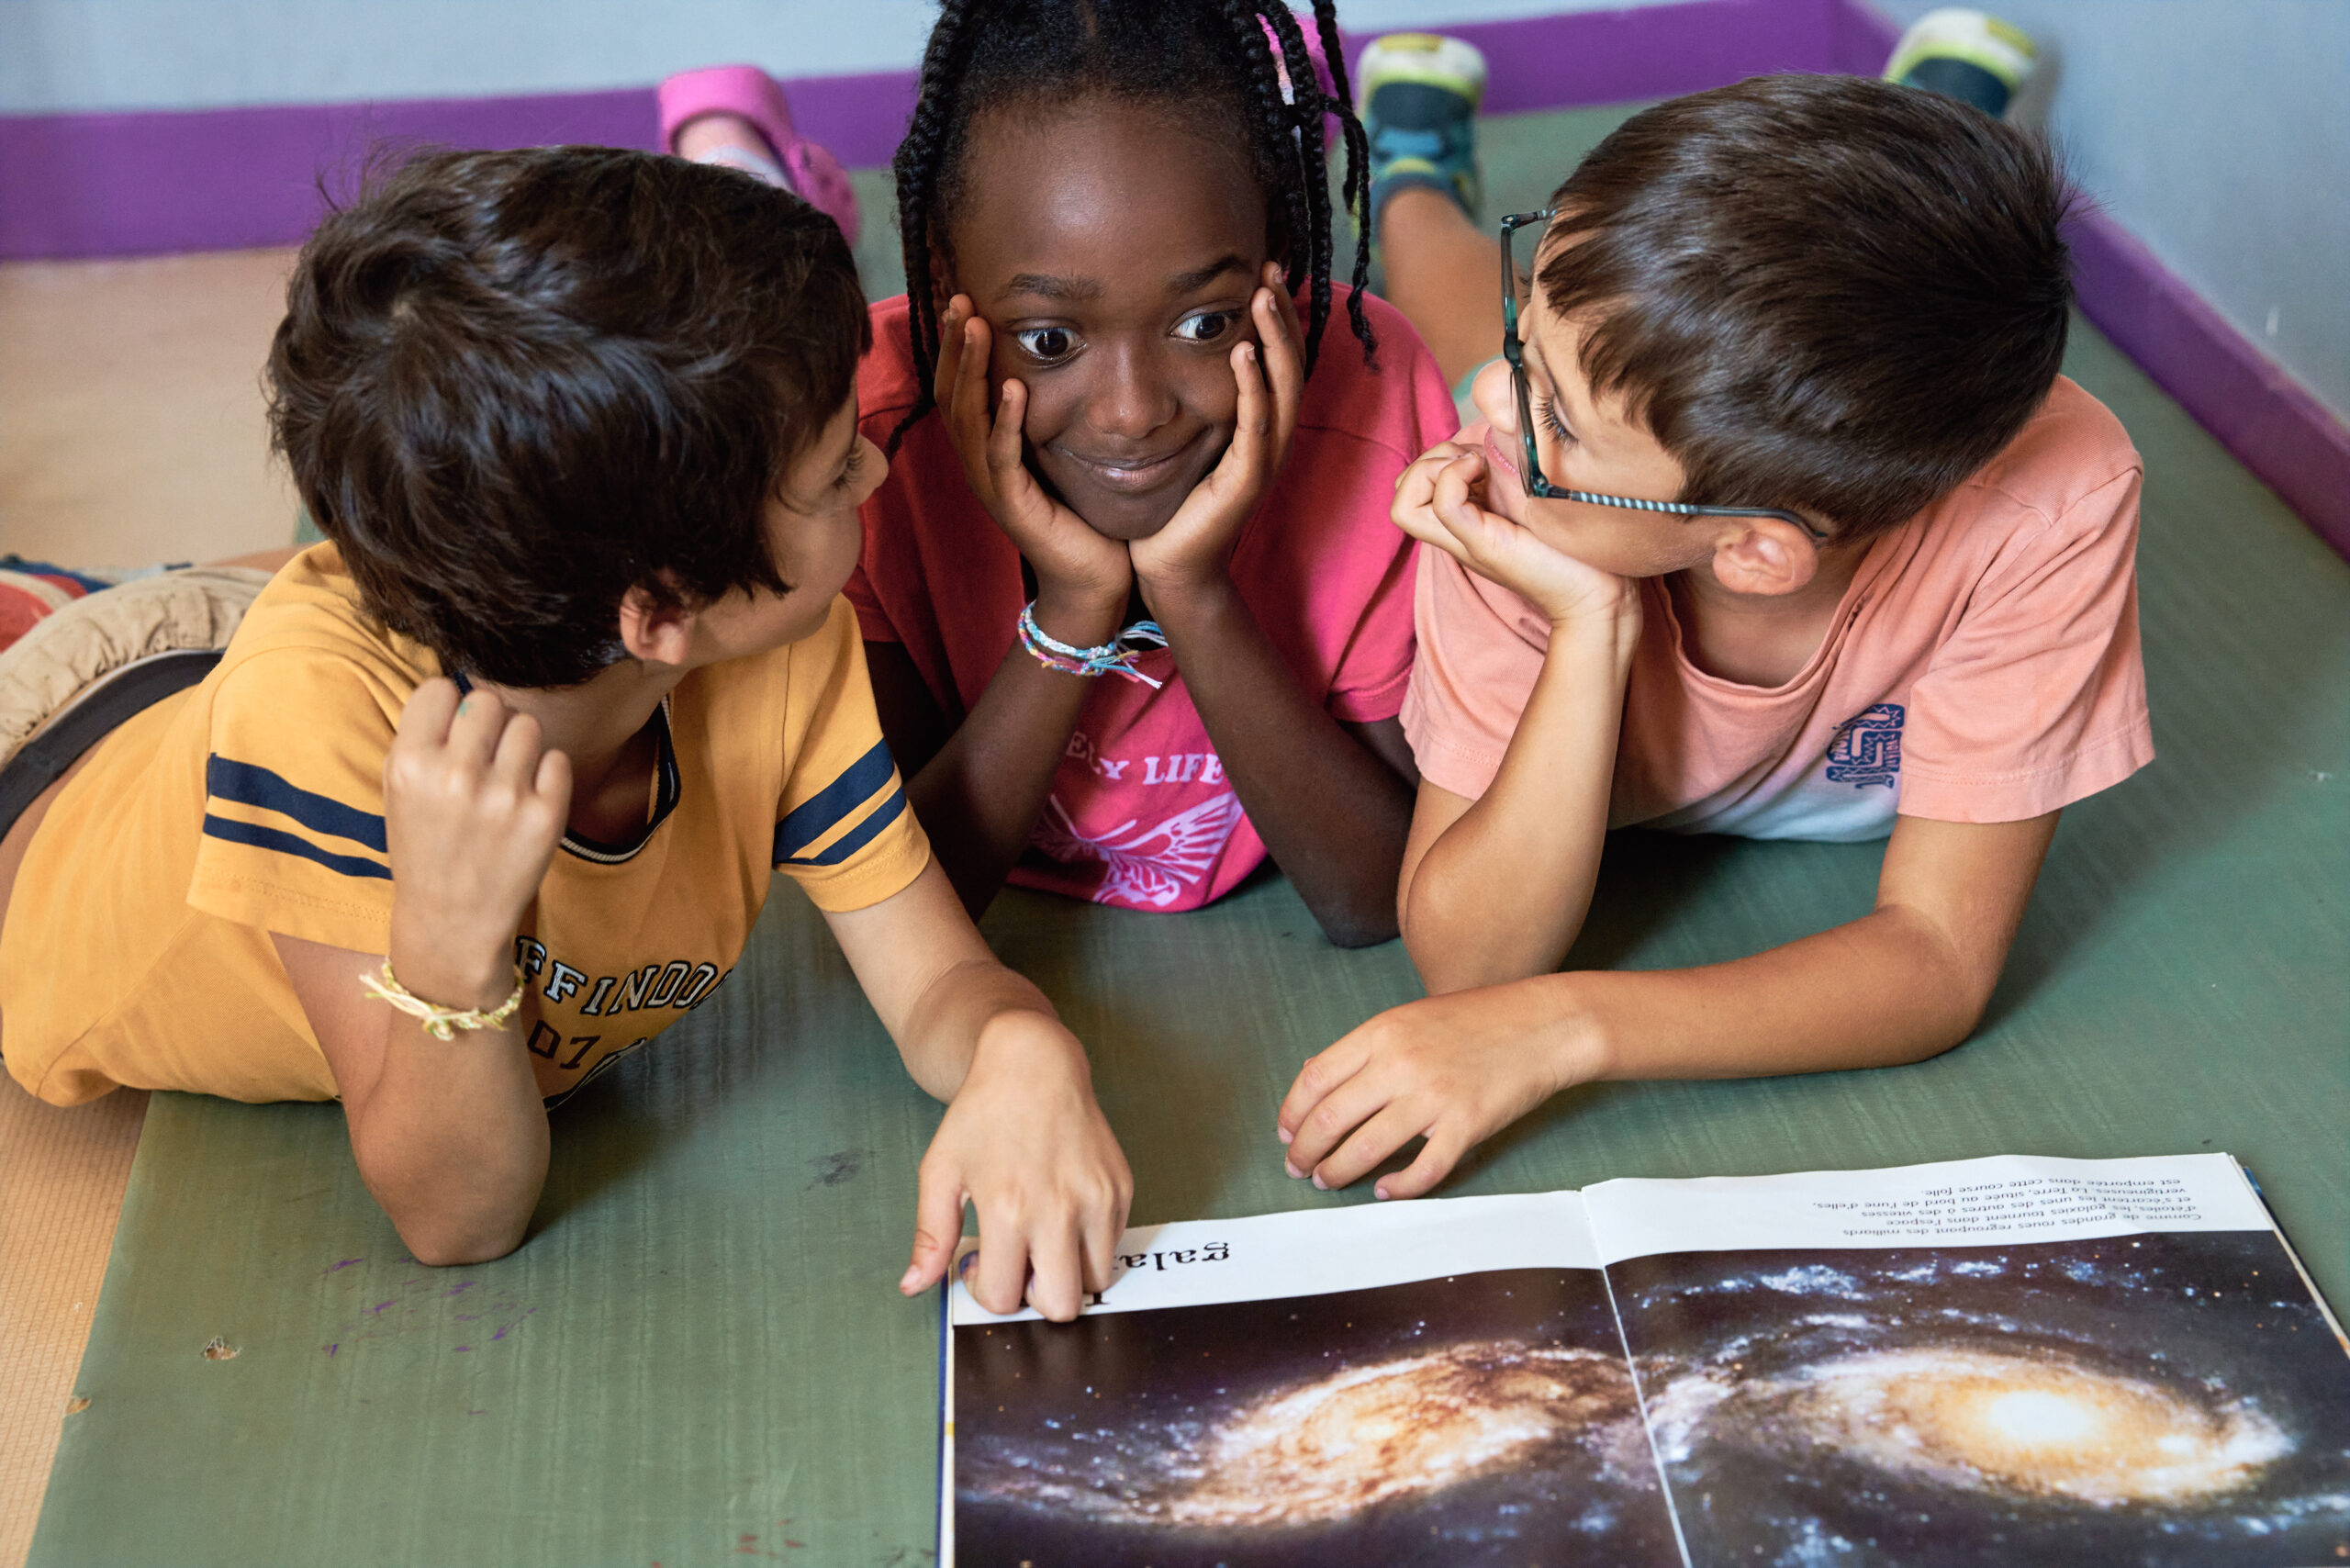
[953,96,1263,239]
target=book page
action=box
[944,1193,1683,1567]
[1582,1155,2350,1568]
[948,1191,1592,1324]
[1583,1152,2273,1260]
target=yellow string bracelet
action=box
[359,958,526,1041]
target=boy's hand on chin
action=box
[1395,444,1637,636]
[901,1010,1133,1323]
[934,295,1130,623]
[1275,980,1606,1201]
[382,678,569,1007]
[1131,265,1303,609]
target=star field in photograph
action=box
[952,1269,1680,1568]
[947,1233,2350,1567]
[1621,1232,2350,1565]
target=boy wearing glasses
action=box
[1276,64,2150,1197]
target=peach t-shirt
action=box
[1402,376,2153,840]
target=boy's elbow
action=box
[1873,903,2011,1065]
[1884,970,2001,1068]
[399,1215,529,1268]
[381,1183,535,1266]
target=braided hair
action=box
[890,0,1374,445]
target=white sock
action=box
[690,144,792,192]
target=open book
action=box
[943,1153,2350,1566]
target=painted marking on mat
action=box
[316,1260,538,1361]
[808,1148,868,1188]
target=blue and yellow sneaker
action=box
[1885,7,2039,121]
[1361,32,1488,230]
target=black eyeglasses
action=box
[1499,209,1829,543]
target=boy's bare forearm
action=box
[1404,616,1634,989]
[345,1014,551,1265]
[1542,902,2009,1087]
[901,588,1122,917]
[888,953,1074,1102]
[276,922,551,1267]
[1147,577,1414,946]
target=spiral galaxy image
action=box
[950,1232,2349,1566]
[1622,1230,2350,1565]
[952,1268,1681,1567]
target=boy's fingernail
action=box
[1284,1160,1304,1180]
[1276,1126,1292,1145]
[900,1266,922,1292]
[1374,1185,1391,1202]
[1311,1172,1328,1192]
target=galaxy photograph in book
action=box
[1613,1231,2350,1566]
[952,1268,1680,1568]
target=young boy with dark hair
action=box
[0,147,1129,1321]
[1279,69,2151,1196]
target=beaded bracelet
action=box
[360,958,527,1041]
[1016,601,1171,689]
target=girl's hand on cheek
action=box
[934,296,1130,623]
[1130,266,1303,610]
[1396,447,1636,634]
[383,679,570,1008]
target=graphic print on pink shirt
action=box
[1028,699,1251,908]
[846,287,1461,913]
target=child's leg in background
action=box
[1360,35,1505,406]
[658,67,861,243]
[1380,187,1505,397]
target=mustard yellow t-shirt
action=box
[1,545,928,1107]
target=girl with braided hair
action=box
[837,0,1455,943]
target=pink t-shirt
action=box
[847,289,1460,909]
[1403,375,2154,840]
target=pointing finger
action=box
[971,1227,1033,1320]
[1024,1217,1085,1324]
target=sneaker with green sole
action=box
[1885,7,2039,121]
[1361,32,1489,230]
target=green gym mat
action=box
[46,106,2349,1566]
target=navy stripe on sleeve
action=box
[206,756,388,852]
[778,787,908,869]
[202,814,392,880]
[771,740,898,862]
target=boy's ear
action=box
[1709,520,1821,598]
[617,585,698,668]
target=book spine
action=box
[1598,1260,1696,1568]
